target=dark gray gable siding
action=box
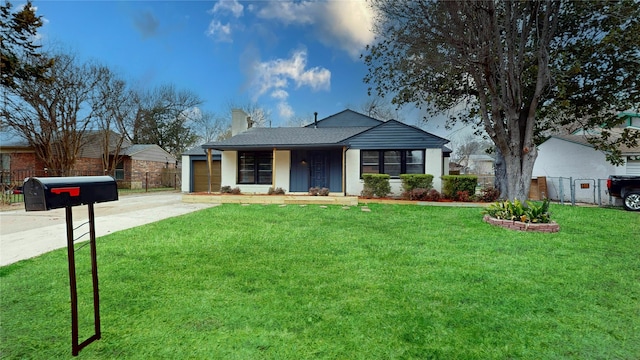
[305,109,382,128]
[344,120,449,149]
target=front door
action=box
[310,152,328,188]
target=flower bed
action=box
[483,214,560,233]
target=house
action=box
[532,112,640,202]
[460,154,495,175]
[181,145,221,193]
[197,109,450,196]
[0,131,177,189]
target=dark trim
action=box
[237,151,272,185]
[359,149,425,178]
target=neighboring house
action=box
[532,112,640,202]
[461,154,495,175]
[198,109,450,195]
[115,144,178,189]
[0,131,176,189]
[181,145,221,193]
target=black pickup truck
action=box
[607,175,640,211]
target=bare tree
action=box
[224,100,272,128]
[359,96,399,121]
[450,134,493,174]
[192,110,230,142]
[127,84,202,157]
[1,52,107,175]
[92,69,132,174]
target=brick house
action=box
[0,131,177,189]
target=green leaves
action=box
[484,198,552,224]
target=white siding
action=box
[425,148,444,192]
[181,155,190,192]
[221,151,237,188]
[345,149,362,196]
[274,150,290,191]
[627,159,640,175]
[533,138,624,179]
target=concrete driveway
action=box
[0,192,218,266]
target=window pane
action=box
[405,150,424,174]
[257,153,272,184]
[238,152,255,183]
[361,150,379,174]
[384,150,401,176]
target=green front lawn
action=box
[1,204,639,359]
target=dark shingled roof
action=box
[203,127,372,150]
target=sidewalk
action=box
[0,193,218,266]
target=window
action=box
[115,160,124,180]
[360,150,425,177]
[238,151,272,184]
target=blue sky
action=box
[32,0,456,138]
[34,2,368,123]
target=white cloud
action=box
[256,0,375,60]
[210,0,244,18]
[251,49,331,99]
[278,102,295,119]
[271,89,289,100]
[206,20,232,42]
[256,1,317,25]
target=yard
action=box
[1,204,639,359]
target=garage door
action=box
[193,160,221,192]
[627,159,640,175]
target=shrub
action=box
[424,189,441,201]
[362,174,391,198]
[405,188,430,200]
[230,187,241,195]
[268,187,286,195]
[442,175,478,199]
[309,187,330,196]
[456,190,471,202]
[484,198,552,223]
[400,174,434,192]
[220,186,232,194]
[360,188,374,198]
[478,186,500,202]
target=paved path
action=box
[0,192,218,266]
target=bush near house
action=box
[362,173,391,198]
[308,187,330,196]
[400,174,434,192]
[442,175,478,200]
[268,187,286,195]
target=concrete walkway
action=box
[0,193,218,266]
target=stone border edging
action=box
[483,215,560,233]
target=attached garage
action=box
[192,160,221,192]
[181,146,222,193]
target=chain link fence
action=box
[541,176,618,207]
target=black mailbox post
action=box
[23,176,118,356]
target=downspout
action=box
[207,148,212,193]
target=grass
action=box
[1,204,639,359]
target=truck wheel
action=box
[623,192,640,211]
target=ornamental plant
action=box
[362,174,391,198]
[441,175,477,199]
[484,198,552,223]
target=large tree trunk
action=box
[500,145,537,202]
